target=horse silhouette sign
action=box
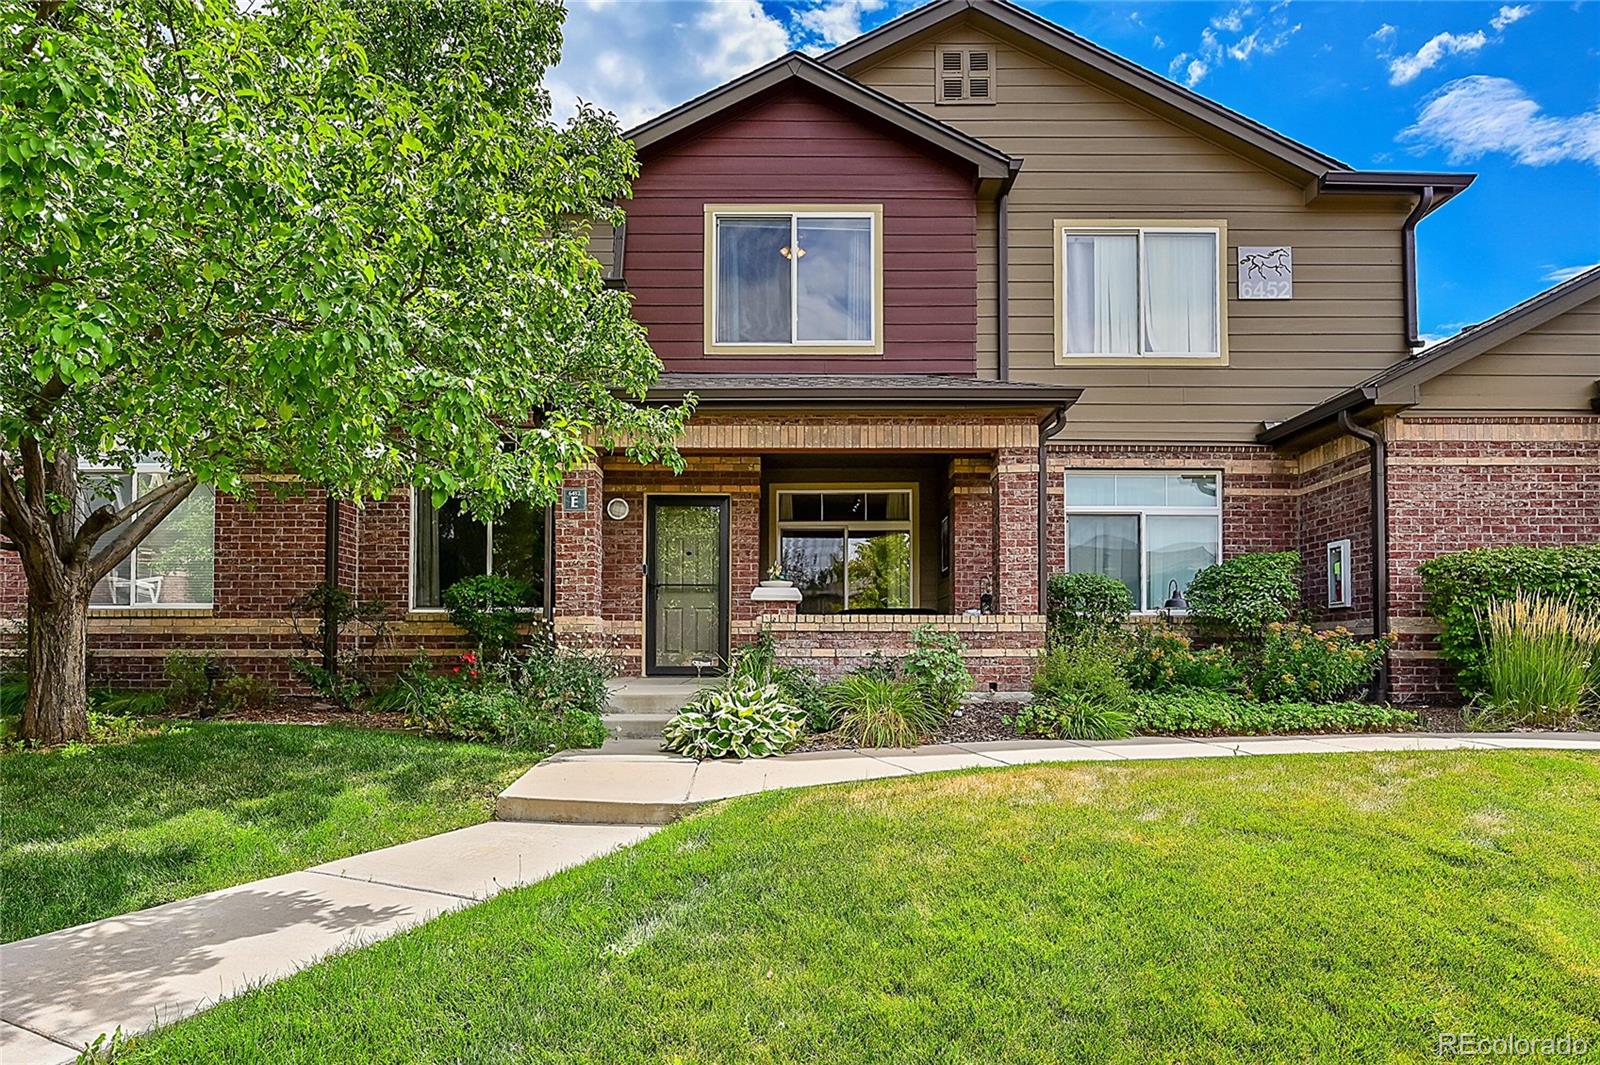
[1238,245,1292,300]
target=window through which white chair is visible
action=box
[79,467,216,608]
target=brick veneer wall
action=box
[760,612,1045,689]
[948,457,993,613]
[1297,443,1374,628]
[1385,417,1600,701]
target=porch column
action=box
[992,447,1041,614]
[553,463,604,644]
[948,457,994,613]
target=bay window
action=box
[1064,472,1221,611]
[1057,221,1225,361]
[79,466,216,608]
[412,494,548,610]
[707,206,882,354]
[774,489,913,613]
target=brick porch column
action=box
[992,446,1041,614]
[948,457,994,613]
[553,463,603,641]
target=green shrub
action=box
[825,673,939,748]
[162,651,219,713]
[903,626,972,721]
[661,678,806,759]
[1122,621,1242,692]
[1420,544,1600,695]
[1186,551,1301,635]
[773,664,832,733]
[404,642,609,751]
[1046,571,1133,645]
[1131,688,1417,735]
[442,574,533,658]
[213,674,278,716]
[1470,593,1600,729]
[1251,623,1388,703]
[1016,640,1134,740]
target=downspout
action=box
[1037,405,1068,614]
[996,163,1021,381]
[1338,410,1388,700]
[322,492,339,677]
[1401,185,1435,348]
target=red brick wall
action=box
[760,613,1045,689]
[949,457,993,613]
[1298,449,1373,627]
[994,447,1041,613]
[1386,417,1600,701]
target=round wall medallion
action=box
[605,496,630,521]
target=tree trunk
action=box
[22,593,91,745]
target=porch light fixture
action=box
[1161,579,1189,616]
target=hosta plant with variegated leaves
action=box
[661,679,806,760]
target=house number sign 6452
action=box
[1238,245,1292,300]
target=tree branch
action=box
[72,472,197,562]
[87,478,198,586]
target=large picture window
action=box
[1064,472,1221,611]
[79,467,216,608]
[707,206,882,354]
[775,489,913,613]
[1057,221,1225,361]
[412,494,548,610]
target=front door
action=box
[645,497,729,675]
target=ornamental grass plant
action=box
[1472,593,1600,729]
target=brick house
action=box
[3,0,1596,701]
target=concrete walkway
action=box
[497,729,1600,825]
[6,730,1598,1063]
[0,822,652,1064]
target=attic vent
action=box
[934,47,996,104]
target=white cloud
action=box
[1490,4,1532,31]
[1152,33,1166,49]
[1166,2,1296,86]
[1543,263,1600,282]
[1387,30,1487,85]
[1400,75,1600,166]
[546,0,790,127]
[792,0,887,50]
[1370,23,1396,42]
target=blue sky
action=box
[548,0,1600,341]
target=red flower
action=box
[462,651,478,665]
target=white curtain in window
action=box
[797,217,872,343]
[716,216,792,344]
[1143,232,1218,355]
[1064,234,1137,355]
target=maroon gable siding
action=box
[625,86,979,375]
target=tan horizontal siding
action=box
[1412,299,1600,414]
[852,22,1415,444]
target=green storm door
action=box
[645,497,729,674]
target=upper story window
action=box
[412,494,548,611]
[79,465,216,608]
[705,205,883,356]
[1055,220,1227,363]
[936,47,995,103]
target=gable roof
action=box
[821,0,1472,212]
[625,50,1017,182]
[1260,267,1600,446]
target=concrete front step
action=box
[605,712,674,740]
[605,676,713,715]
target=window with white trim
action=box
[1064,472,1221,611]
[78,466,216,608]
[411,494,547,610]
[1058,223,1223,358]
[775,489,913,613]
[710,208,879,350]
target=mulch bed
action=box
[795,698,1021,752]
[167,700,412,731]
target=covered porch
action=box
[551,376,1077,688]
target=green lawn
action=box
[0,722,531,943]
[123,750,1599,1064]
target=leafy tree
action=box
[1,0,687,744]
